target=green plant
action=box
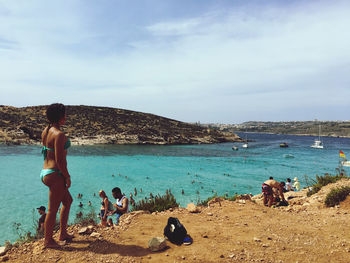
[306,173,347,197]
[132,190,179,213]
[197,193,239,206]
[74,208,98,226]
[325,186,350,207]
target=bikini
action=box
[40,139,71,182]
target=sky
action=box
[0,0,349,123]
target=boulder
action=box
[148,237,167,252]
[187,203,200,213]
[0,247,6,256]
[90,232,102,238]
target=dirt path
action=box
[3,179,350,263]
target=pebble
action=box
[229,254,235,258]
[254,237,262,242]
[182,256,186,260]
[207,212,213,216]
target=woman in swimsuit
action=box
[41,103,73,248]
[99,190,113,227]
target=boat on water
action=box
[242,131,248,148]
[311,124,324,149]
[341,159,350,167]
[280,142,288,148]
[232,146,238,151]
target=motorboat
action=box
[280,142,288,148]
[232,146,238,151]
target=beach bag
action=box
[164,217,187,245]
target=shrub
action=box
[306,174,347,197]
[325,186,350,207]
[74,208,98,226]
[197,193,239,206]
[132,190,179,213]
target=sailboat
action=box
[310,124,324,149]
[242,132,248,148]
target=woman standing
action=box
[40,103,73,248]
[99,190,113,227]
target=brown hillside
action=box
[0,105,241,145]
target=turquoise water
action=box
[1,133,350,245]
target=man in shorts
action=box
[111,187,129,225]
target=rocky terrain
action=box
[2,179,350,263]
[0,105,241,145]
[203,121,350,138]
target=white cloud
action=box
[0,1,349,122]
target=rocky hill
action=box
[0,105,241,145]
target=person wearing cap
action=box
[37,206,46,233]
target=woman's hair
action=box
[46,103,66,124]
[99,190,106,197]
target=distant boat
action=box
[341,159,350,167]
[311,124,324,149]
[242,131,248,148]
[232,146,238,151]
[283,154,294,158]
[280,142,288,148]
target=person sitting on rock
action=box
[110,187,129,225]
[293,177,301,191]
[262,179,287,207]
[286,178,294,191]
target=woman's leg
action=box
[59,189,73,240]
[43,173,66,247]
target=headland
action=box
[0,105,242,145]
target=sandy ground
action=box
[2,179,350,263]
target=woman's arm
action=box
[55,132,71,188]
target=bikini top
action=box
[41,138,71,160]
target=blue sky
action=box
[0,0,349,123]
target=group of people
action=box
[98,188,129,227]
[262,176,301,207]
[39,103,131,248]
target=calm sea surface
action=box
[1,133,350,245]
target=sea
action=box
[1,132,350,245]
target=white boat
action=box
[232,146,238,151]
[341,159,350,167]
[242,131,248,148]
[311,124,324,149]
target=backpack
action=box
[164,217,187,245]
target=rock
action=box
[238,200,246,204]
[262,244,269,248]
[220,254,224,258]
[90,232,102,238]
[0,247,6,257]
[207,212,213,216]
[79,226,94,235]
[1,256,9,262]
[148,237,167,252]
[229,254,235,258]
[187,203,200,213]
[202,235,208,238]
[253,237,262,242]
